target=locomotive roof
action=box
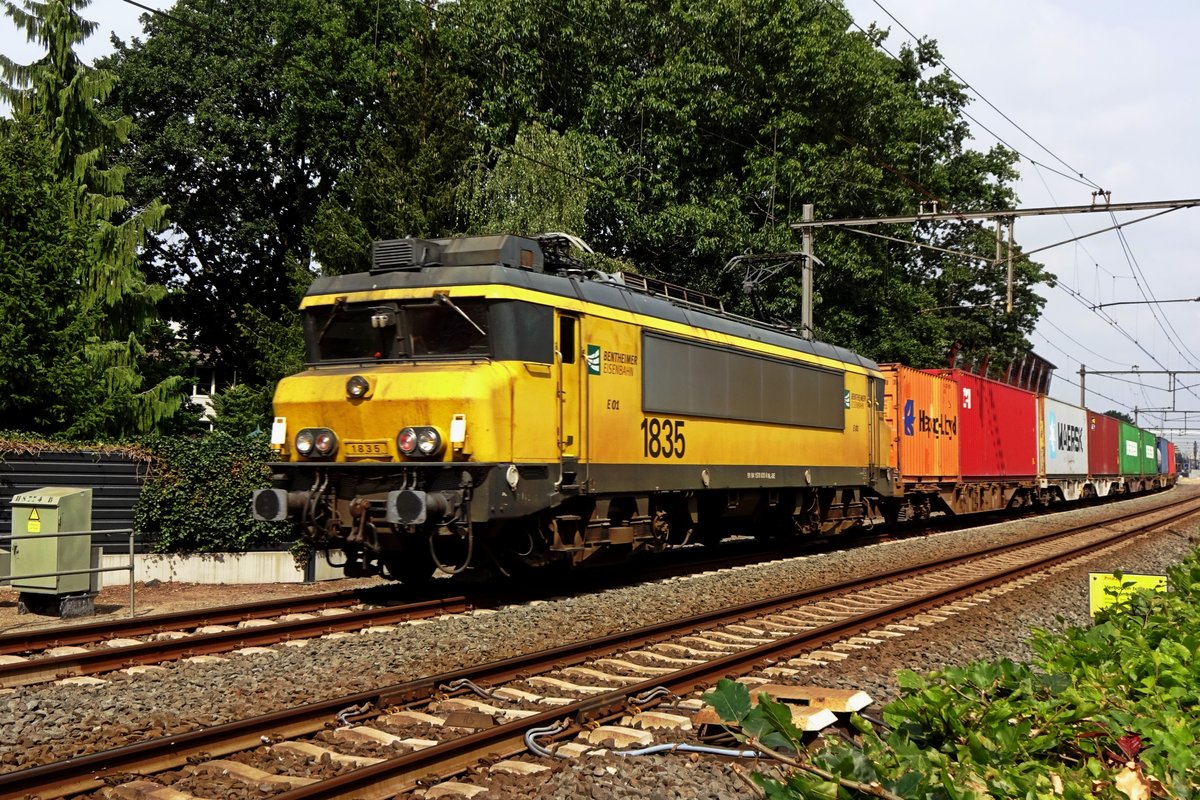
[307,236,880,373]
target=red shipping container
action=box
[1086,409,1120,476]
[927,370,1038,479]
[1168,441,1177,475]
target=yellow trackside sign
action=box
[1088,572,1167,616]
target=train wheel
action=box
[694,523,724,547]
[384,542,436,585]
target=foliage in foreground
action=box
[704,557,1200,799]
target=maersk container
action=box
[1042,397,1088,476]
[1118,422,1142,475]
[880,364,961,483]
[1086,411,1120,476]
[929,369,1038,479]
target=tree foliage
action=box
[1105,409,1135,425]
[443,0,1047,366]
[0,116,92,431]
[462,122,591,236]
[1,0,185,436]
[103,0,477,381]
[2,0,1059,436]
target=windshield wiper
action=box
[317,296,347,345]
[436,294,487,338]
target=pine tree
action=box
[0,0,185,435]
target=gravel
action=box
[1,481,1198,797]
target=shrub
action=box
[134,432,294,552]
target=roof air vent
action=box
[371,238,443,272]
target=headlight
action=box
[295,428,337,457]
[295,429,315,456]
[346,375,370,398]
[417,428,442,455]
[397,426,442,458]
[314,429,338,455]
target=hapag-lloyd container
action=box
[1042,397,1088,476]
[927,369,1038,479]
[1086,410,1120,476]
[1118,422,1142,475]
[880,364,960,483]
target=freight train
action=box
[251,233,1177,582]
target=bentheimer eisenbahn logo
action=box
[585,344,638,376]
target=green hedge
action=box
[133,432,295,553]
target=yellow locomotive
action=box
[252,234,891,581]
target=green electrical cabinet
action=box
[10,487,96,616]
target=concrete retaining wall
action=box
[99,551,347,586]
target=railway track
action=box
[0,587,363,655]
[0,505,1042,688]
[0,488,1147,688]
[3,494,1196,800]
[0,542,840,688]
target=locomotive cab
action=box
[253,237,587,581]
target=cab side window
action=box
[559,316,577,364]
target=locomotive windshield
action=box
[304,298,552,364]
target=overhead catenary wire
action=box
[839,0,1200,409]
[823,0,1101,191]
[1037,317,1132,369]
[864,0,1103,191]
[1108,217,1200,370]
[1028,162,1200,402]
[1052,273,1200,407]
[1031,332,1174,415]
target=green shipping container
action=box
[1118,422,1142,475]
[1140,429,1158,475]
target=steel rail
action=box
[0,535,855,657]
[0,495,1195,799]
[0,487,1156,659]
[0,525,952,684]
[0,594,479,688]
[0,589,361,656]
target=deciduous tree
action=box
[104,0,476,380]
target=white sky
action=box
[5,0,1198,451]
[842,0,1200,454]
